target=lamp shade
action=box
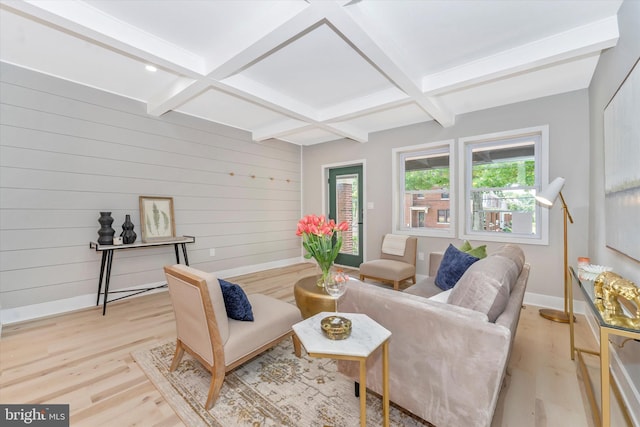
[536,177,566,206]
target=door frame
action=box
[321,159,367,266]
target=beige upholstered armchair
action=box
[163,264,302,409]
[358,234,417,290]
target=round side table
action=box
[294,275,336,319]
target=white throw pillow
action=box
[428,288,453,303]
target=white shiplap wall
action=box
[0,62,302,313]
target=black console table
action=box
[89,236,195,315]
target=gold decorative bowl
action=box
[321,315,352,340]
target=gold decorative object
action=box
[594,271,640,329]
[321,315,352,340]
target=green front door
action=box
[329,165,363,268]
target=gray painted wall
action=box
[588,0,640,413]
[302,90,590,301]
[0,62,301,310]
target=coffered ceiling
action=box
[0,0,623,145]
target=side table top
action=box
[90,235,195,251]
[292,311,391,357]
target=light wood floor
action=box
[0,263,629,426]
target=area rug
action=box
[132,339,432,426]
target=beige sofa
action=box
[338,244,530,427]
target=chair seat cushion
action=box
[359,259,415,281]
[223,294,301,365]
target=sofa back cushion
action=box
[447,246,524,322]
[492,244,525,290]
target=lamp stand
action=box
[539,192,575,323]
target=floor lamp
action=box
[536,177,574,323]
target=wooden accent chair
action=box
[163,264,302,409]
[358,235,418,291]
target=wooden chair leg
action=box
[170,339,185,371]
[359,274,365,281]
[292,334,302,357]
[205,364,226,410]
[393,280,399,291]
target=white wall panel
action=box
[0,62,301,310]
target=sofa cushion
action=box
[447,255,516,322]
[403,276,442,298]
[428,288,453,303]
[459,240,473,252]
[435,244,480,290]
[218,279,254,321]
[459,240,487,259]
[492,244,525,290]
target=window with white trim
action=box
[458,126,549,244]
[392,141,455,237]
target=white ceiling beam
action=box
[220,80,368,142]
[322,122,368,142]
[218,75,319,121]
[312,0,455,127]
[206,5,325,80]
[252,120,312,142]
[4,0,206,77]
[422,16,619,96]
[147,78,208,116]
[146,5,325,119]
[318,87,411,122]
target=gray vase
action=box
[120,214,137,244]
[97,212,115,245]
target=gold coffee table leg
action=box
[382,340,389,427]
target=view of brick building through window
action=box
[403,192,450,229]
[404,191,516,231]
[336,181,356,254]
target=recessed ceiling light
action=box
[145,65,157,72]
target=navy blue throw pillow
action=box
[435,244,480,291]
[218,279,254,321]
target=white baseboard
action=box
[523,291,586,314]
[0,257,305,326]
[214,257,305,279]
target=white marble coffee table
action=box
[292,311,391,427]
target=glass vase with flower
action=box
[296,214,349,288]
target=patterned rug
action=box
[132,339,432,426]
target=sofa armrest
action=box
[338,280,511,427]
[428,252,444,277]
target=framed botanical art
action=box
[139,196,176,242]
